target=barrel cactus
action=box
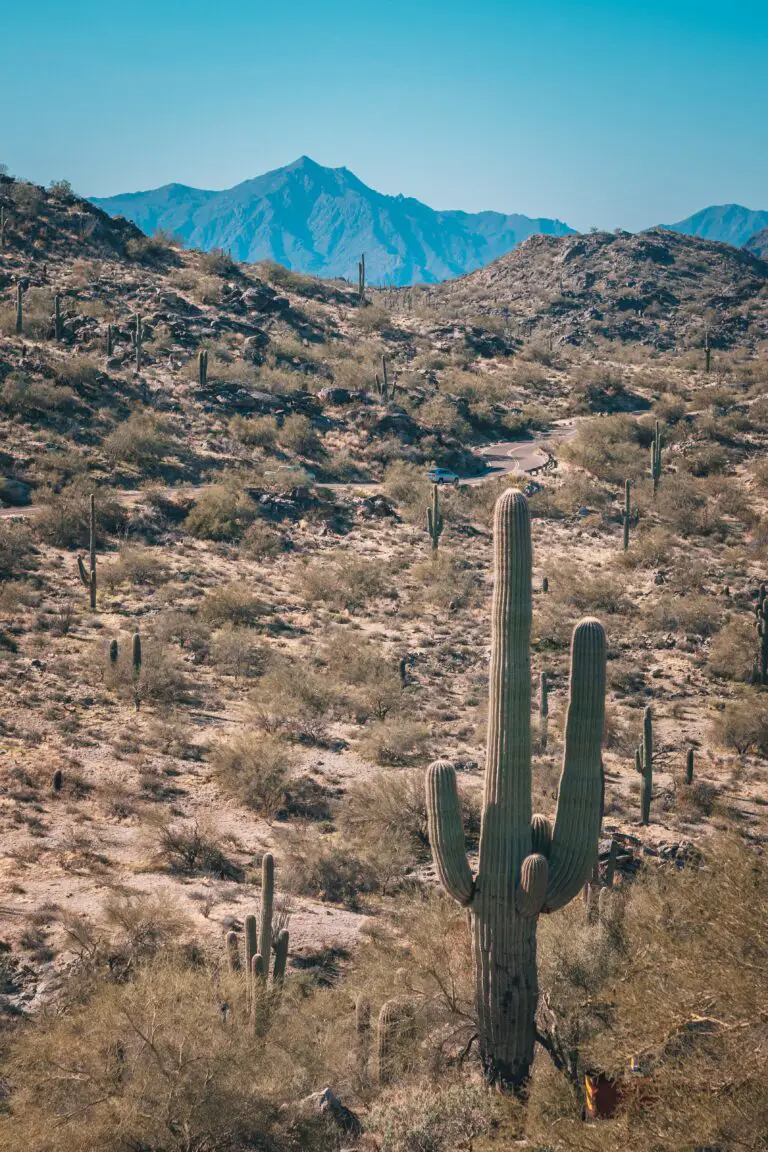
[425,489,606,1089]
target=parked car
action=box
[426,466,460,485]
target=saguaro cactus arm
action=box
[544,618,606,912]
[515,853,548,917]
[425,761,474,905]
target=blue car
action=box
[426,466,460,485]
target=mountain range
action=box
[90,158,768,287]
[90,157,575,286]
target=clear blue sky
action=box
[3,0,766,231]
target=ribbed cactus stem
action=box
[272,928,289,982]
[685,747,695,785]
[426,484,444,553]
[756,586,768,686]
[259,853,274,969]
[244,914,258,998]
[651,421,662,494]
[424,490,606,1090]
[199,348,208,388]
[539,671,548,718]
[358,253,366,301]
[132,632,142,675]
[54,292,62,341]
[88,494,97,609]
[637,706,653,824]
[623,479,631,550]
[107,323,113,356]
[377,999,415,1085]
[381,355,389,403]
[15,283,23,334]
[225,930,241,971]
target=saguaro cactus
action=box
[77,495,97,609]
[651,421,662,494]
[377,999,415,1085]
[198,348,208,388]
[0,206,7,250]
[132,632,142,675]
[622,479,631,550]
[635,705,653,824]
[705,327,711,373]
[15,283,23,334]
[425,490,606,1089]
[54,292,62,341]
[135,313,143,372]
[107,323,114,357]
[755,585,768,686]
[427,484,444,553]
[109,638,119,665]
[358,253,366,302]
[685,747,695,785]
[539,670,549,750]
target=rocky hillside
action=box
[746,227,768,260]
[89,156,575,286]
[424,227,768,350]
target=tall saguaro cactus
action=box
[651,421,662,494]
[135,313,143,372]
[622,479,631,550]
[427,484,444,553]
[425,490,606,1089]
[77,494,97,608]
[755,584,768,686]
[705,327,711,374]
[358,253,366,302]
[198,348,208,389]
[54,292,62,341]
[635,705,653,824]
[15,283,23,334]
[0,206,7,250]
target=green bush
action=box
[212,730,296,818]
[184,484,257,541]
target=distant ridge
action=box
[663,203,768,249]
[90,156,575,286]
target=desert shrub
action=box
[56,356,102,391]
[101,890,192,965]
[212,731,296,818]
[229,413,278,449]
[561,414,646,482]
[125,233,176,264]
[411,553,480,609]
[3,962,333,1152]
[0,372,76,417]
[153,609,211,656]
[209,625,270,679]
[11,180,43,214]
[712,691,768,755]
[300,557,391,613]
[252,660,337,742]
[676,778,717,821]
[36,481,127,548]
[620,525,675,569]
[285,834,378,907]
[106,638,194,708]
[184,483,257,541]
[321,630,405,722]
[278,413,322,457]
[358,718,431,766]
[241,519,291,559]
[650,593,721,637]
[156,821,242,879]
[103,411,175,468]
[708,615,755,682]
[100,545,170,590]
[0,519,34,579]
[383,460,431,519]
[199,583,268,628]
[199,247,237,276]
[370,1084,491,1152]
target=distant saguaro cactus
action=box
[107,323,114,357]
[755,584,768,685]
[425,490,606,1089]
[54,292,62,341]
[539,670,549,749]
[651,421,662,495]
[132,632,142,675]
[705,327,711,373]
[77,495,97,609]
[635,705,653,824]
[622,478,631,550]
[15,282,23,334]
[0,206,7,249]
[685,747,695,785]
[426,484,444,553]
[358,253,366,302]
[135,313,143,371]
[198,348,208,388]
[109,638,119,665]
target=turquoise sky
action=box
[3,0,766,231]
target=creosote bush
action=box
[212,730,296,819]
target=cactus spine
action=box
[426,484,444,553]
[135,313,143,372]
[651,421,662,494]
[377,999,415,1085]
[198,348,208,388]
[15,282,23,334]
[54,292,62,341]
[635,705,653,824]
[425,490,606,1089]
[622,479,631,550]
[685,747,695,785]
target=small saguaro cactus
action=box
[107,323,114,357]
[53,769,63,792]
[635,705,654,824]
[15,282,23,334]
[755,584,768,686]
[132,632,142,675]
[358,253,366,302]
[77,494,97,609]
[198,348,208,389]
[426,484,444,553]
[542,575,549,593]
[604,837,619,888]
[425,490,607,1090]
[0,206,7,249]
[539,670,549,750]
[685,747,695,785]
[377,998,415,1085]
[705,327,711,373]
[651,421,662,495]
[135,313,143,371]
[109,638,119,665]
[381,355,389,402]
[622,479,631,550]
[54,292,62,341]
